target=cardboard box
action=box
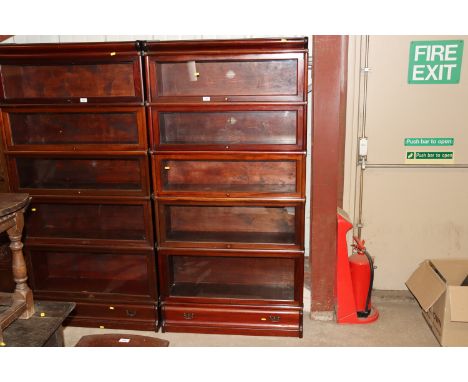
[406,259,468,346]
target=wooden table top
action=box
[0,193,30,217]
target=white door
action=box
[344,35,468,289]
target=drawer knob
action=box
[183,312,194,320]
[269,315,281,322]
[126,309,137,317]
[164,166,171,170]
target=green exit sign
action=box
[408,40,464,84]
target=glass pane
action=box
[30,250,149,295]
[165,205,296,244]
[9,112,139,145]
[156,59,297,97]
[159,110,296,145]
[27,203,147,241]
[16,157,142,191]
[161,159,296,193]
[168,256,295,300]
[1,63,136,99]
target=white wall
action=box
[344,35,468,290]
[1,35,276,44]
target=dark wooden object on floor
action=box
[1,300,75,346]
[75,333,169,347]
[0,193,34,343]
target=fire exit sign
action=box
[408,40,464,84]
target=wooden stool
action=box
[76,334,169,347]
[0,193,34,344]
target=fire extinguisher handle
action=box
[352,236,366,251]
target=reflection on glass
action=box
[160,111,297,145]
[31,250,149,295]
[165,205,296,244]
[16,158,142,190]
[161,159,296,193]
[9,112,139,145]
[168,256,295,300]
[2,63,136,99]
[156,59,298,96]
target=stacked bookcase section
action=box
[0,42,158,330]
[146,38,308,337]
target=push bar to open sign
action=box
[413,152,453,159]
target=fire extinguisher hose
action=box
[358,249,374,318]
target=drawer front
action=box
[163,304,301,331]
[1,107,147,151]
[158,251,303,303]
[154,153,305,198]
[25,198,153,247]
[0,58,143,104]
[27,247,156,298]
[156,199,304,250]
[148,53,306,102]
[9,154,149,197]
[70,302,157,327]
[151,105,306,151]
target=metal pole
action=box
[356,35,370,239]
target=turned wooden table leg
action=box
[7,210,34,319]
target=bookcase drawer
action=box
[1,106,147,151]
[156,199,304,250]
[153,153,305,198]
[147,53,306,102]
[9,154,150,196]
[65,302,158,330]
[72,302,156,321]
[25,198,153,247]
[151,105,305,151]
[163,303,301,336]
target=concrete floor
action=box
[63,290,439,347]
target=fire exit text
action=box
[408,40,464,84]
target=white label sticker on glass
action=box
[285,207,295,215]
[80,98,88,103]
[202,96,211,102]
[187,61,198,82]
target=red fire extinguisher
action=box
[336,208,378,324]
[349,236,374,317]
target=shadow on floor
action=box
[63,291,438,347]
